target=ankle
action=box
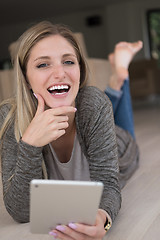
[108,74,125,91]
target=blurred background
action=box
[0,2,160,238]
[1,0,160,103]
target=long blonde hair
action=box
[0,21,88,142]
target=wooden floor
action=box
[105,101,160,240]
[0,101,160,240]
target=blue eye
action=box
[37,63,48,68]
[64,61,74,65]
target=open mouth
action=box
[47,84,70,96]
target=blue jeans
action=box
[105,79,135,138]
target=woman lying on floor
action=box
[0,20,142,239]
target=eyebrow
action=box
[34,56,50,62]
[34,53,77,62]
[63,53,77,58]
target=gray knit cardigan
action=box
[1,86,138,224]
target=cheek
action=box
[26,74,36,90]
[26,67,36,89]
[27,71,46,91]
[71,68,80,85]
[26,64,45,90]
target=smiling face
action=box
[26,35,80,108]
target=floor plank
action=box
[104,104,160,240]
[1,103,160,240]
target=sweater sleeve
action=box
[75,86,121,222]
[0,104,44,223]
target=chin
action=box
[47,100,74,109]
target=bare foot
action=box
[108,41,143,90]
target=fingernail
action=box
[33,93,37,99]
[68,223,77,229]
[74,108,77,112]
[49,231,57,237]
[56,225,65,232]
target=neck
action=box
[51,111,76,163]
[51,110,76,147]
[66,111,76,135]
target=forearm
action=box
[2,138,43,223]
[88,100,121,221]
[100,183,121,222]
[90,161,121,222]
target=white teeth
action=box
[55,92,65,95]
[48,85,69,91]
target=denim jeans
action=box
[105,79,135,138]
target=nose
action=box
[52,64,65,79]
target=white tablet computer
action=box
[30,179,103,234]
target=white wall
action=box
[0,0,160,61]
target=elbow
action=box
[4,200,30,223]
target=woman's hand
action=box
[49,209,109,240]
[22,94,76,147]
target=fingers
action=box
[49,221,106,240]
[35,93,77,117]
[35,93,45,116]
[68,223,105,238]
[22,94,77,146]
[49,105,77,116]
[52,129,66,141]
[49,225,91,240]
